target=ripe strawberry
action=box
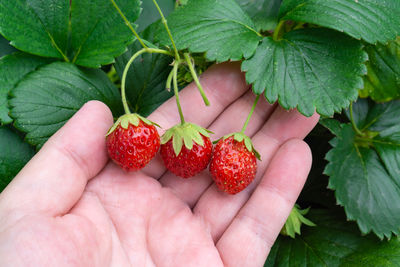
[160,123,213,178]
[106,114,160,171]
[209,134,260,194]
[161,134,212,178]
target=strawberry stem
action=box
[184,53,210,106]
[121,48,173,114]
[350,102,364,136]
[110,0,148,49]
[273,20,285,41]
[241,94,260,134]
[166,67,174,92]
[152,0,180,61]
[172,62,185,124]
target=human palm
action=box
[0,63,319,267]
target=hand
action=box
[0,62,319,267]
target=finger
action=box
[216,139,312,267]
[0,101,113,219]
[194,108,319,241]
[158,92,276,207]
[142,62,249,178]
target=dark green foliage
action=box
[0,0,141,67]
[0,127,35,192]
[114,40,174,116]
[279,0,400,44]
[242,29,367,117]
[158,0,262,62]
[236,0,282,31]
[0,53,51,124]
[9,62,123,148]
[266,209,400,266]
[0,35,16,57]
[325,99,400,238]
[362,38,400,102]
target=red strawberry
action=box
[106,114,160,171]
[209,134,259,194]
[161,134,212,178]
[160,123,213,178]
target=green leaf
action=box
[236,0,282,31]
[114,40,174,117]
[242,28,367,117]
[0,35,16,57]
[341,238,400,266]
[325,99,400,238]
[265,209,400,267]
[279,0,400,44]
[361,38,400,102]
[9,62,123,148]
[0,127,35,192]
[158,0,262,62]
[0,52,51,125]
[136,0,175,32]
[319,118,343,136]
[0,0,141,67]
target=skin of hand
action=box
[0,62,319,267]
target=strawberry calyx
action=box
[106,113,160,136]
[280,204,316,238]
[161,122,213,156]
[215,132,261,160]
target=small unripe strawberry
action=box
[160,123,213,178]
[209,134,260,194]
[106,114,160,171]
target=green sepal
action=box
[106,113,159,136]
[281,204,316,239]
[136,114,161,128]
[161,122,213,156]
[222,132,261,161]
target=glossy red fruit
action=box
[209,136,257,194]
[161,134,212,178]
[106,119,160,171]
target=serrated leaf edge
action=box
[243,33,368,117]
[323,123,399,239]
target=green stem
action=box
[121,48,173,114]
[172,62,185,124]
[166,68,174,91]
[241,94,260,134]
[350,102,364,136]
[110,0,148,49]
[293,22,305,30]
[273,20,285,41]
[184,53,210,106]
[152,0,180,60]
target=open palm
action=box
[0,63,319,267]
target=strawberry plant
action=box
[1,0,400,265]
